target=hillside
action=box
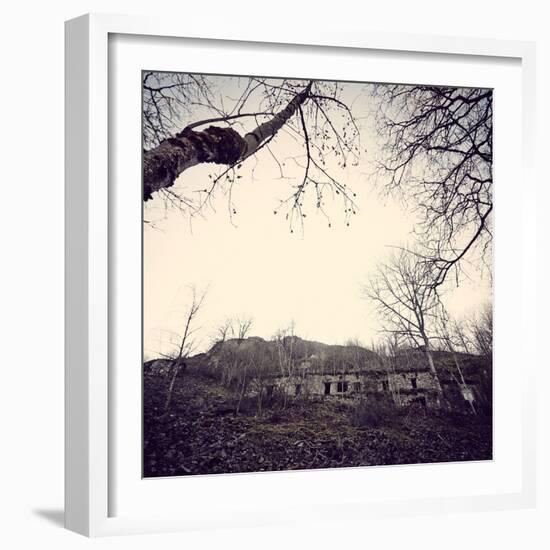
[146,336,489,377]
[144,336,492,476]
[143,369,492,477]
[205,335,384,374]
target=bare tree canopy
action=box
[365,249,444,346]
[364,248,446,395]
[143,72,213,148]
[161,285,208,415]
[211,315,254,346]
[467,303,493,357]
[143,73,361,226]
[373,85,493,287]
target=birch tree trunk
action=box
[424,347,443,394]
[163,360,187,415]
[143,82,313,201]
[420,333,445,407]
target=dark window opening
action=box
[410,377,417,389]
[295,384,302,396]
[382,380,389,391]
[324,382,331,395]
[337,381,349,393]
[353,382,361,391]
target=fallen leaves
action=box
[143,372,492,477]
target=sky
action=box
[143,75,492,359]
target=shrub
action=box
[226,395,258,416]
[351,395,401,428]
[267,410,283,424]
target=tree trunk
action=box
[143,82,313,201]
[162,360,186,416]
[450,351,477,415]
[424,349,442,393]
[143,126,246,200]
[257,387,263,416]
[420,336,445,408]
[235,377,248,416]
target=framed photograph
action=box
[65,13,537,536]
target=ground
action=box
[143,370,492,477]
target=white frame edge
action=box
[65,14,110,537]
[65,12,537,537]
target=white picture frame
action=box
[65,13,537,537]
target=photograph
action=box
[142,71,493,478]
[0,0,541,544]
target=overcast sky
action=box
[143,75,492,358]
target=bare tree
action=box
[469,303,493,357]
[234,350,252,416]
[212,317,233,347]
[441,304,492,358]
[143,72,213,148]
[364,248,445,398]
[211,315,253,347]
[249,352,272,416]
[210,315,255,388]
[344,337,366,373]
[435,309,477,414]
[233,315,254,341]
[372,85,493,287]
[162,285,208,416]
[143,74,361,228]
[273,321,298,408]
[230,315,254,408]
[373,336,403,406]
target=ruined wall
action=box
[269,369,437,400]
[265,368,452,409]
[145,343,490,412]
[144,359,173,376]
[388,371,441,406]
